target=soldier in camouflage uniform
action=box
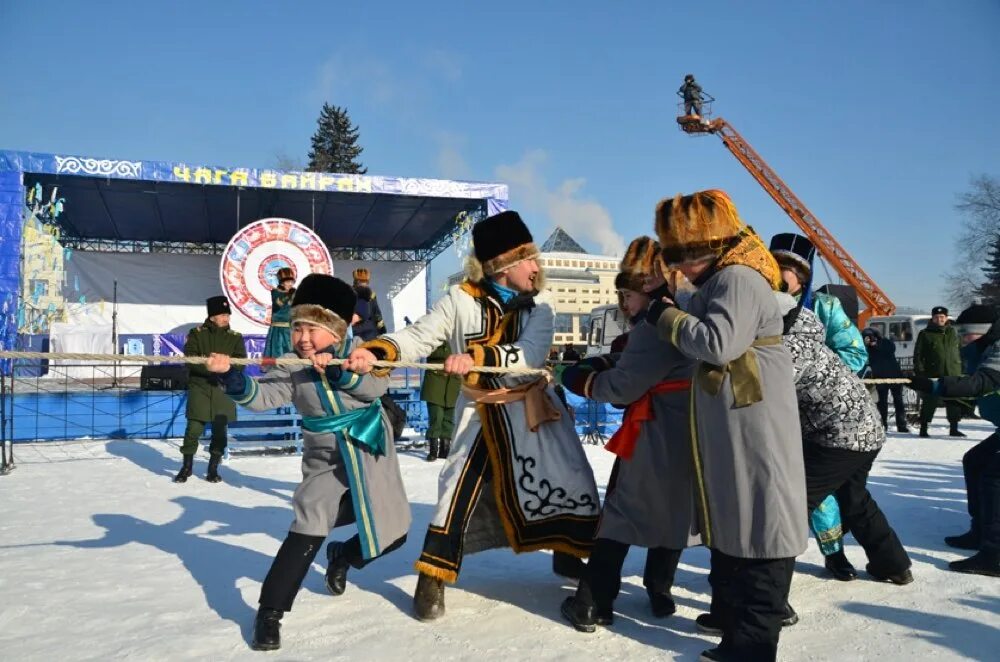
[173,295,247,484]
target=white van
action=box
[865,314,934,375]
[585,303,626,356]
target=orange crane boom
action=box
[681,116,894,325]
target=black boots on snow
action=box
[325,541,351,596]
[425,438,439,462]
[206,453,223,483]
[251,607,283,651]
[944,529,981,551]
[948,550,1000,577]
[413,572,446,621]
[824,550,858,581]
[173,454,193,483]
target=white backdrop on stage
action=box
[63,252,427,336]
[49,322,114,379]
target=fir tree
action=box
[977,233,1000,306]
[306,103,367,174]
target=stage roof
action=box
[0,150,508,260]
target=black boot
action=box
[647,588,676,618]
[413,572,446,621]
[949,423,966,438]
[251,607,283,651]
[560,596,601,633]
[866,563,914,585]
[824,550,858,581]
[425,438,439,462]
[552,551,586,581]
[919,423,930,438]
[173,454,193,483]
[325,541,352,596]
[948,550,1000,577]
[695,613,723,636]
[944,529,981,551]
[897,424,911,433]
[205,453,223,483]
[439,438,451,458]
[782,602,799,627]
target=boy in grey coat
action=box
[209,275,411,652]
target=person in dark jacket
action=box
[351,268,386,342]
[908,303,1000,577]
[863,327,910,433]
[915,306,964,437]
[174,296,247,484]
[678,74,704,116]
[561,343,581,363]
[421,342,461,462]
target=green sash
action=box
[301,400,386,456]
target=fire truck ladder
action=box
[679,115,895,324]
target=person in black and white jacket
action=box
[779,293,913,587]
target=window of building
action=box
[554,313,574,334]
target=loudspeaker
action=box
[140,364,189,390]
[816,284,859,324]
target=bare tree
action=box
[945,175,1000,308]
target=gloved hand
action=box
[561,363,595,398]
[906,376,937,395]
[646,297,676,325]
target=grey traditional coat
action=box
[587,320,701,550]
[657,265,808,559]
[225,337,411,559]
[778,293,885,453]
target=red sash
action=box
[604,379,691,459]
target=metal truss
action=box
[60,237,224,255]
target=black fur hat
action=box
[769,233,815,274]
[472,211,537,275]
[291,274,357,338]
[956,304,997,335]
[206,296,231,317]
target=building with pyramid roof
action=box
[449,226,620,349]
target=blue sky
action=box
[1,0,998,310]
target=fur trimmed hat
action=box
[956,304,997,336]
[291,274,356,339]
[353,268,371,283]
[276,267,295,283]
[472,211,538,276]
[655,190,742,264]
[769,233,815,276]
[206,296,231,317]
[620,236,660,277]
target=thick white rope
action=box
[0,351,549,376]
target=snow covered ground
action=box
[1,420,998,661]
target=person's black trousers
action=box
[875,384,908,429]
[708,549,795,662]
[963,432,1000,553]
[581,537,681,612]
[803,445,911,575]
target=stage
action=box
[0,148,508,444]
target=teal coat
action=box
[419,343,461,407]
[811,293,867,373]
[915,323,962,377]
[185,320,246,422]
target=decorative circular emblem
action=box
[220,218,333,326]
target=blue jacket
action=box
[811,292,867,373]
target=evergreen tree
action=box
[307,103,367,174]
[977,233,1000,306]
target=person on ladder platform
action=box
[174,296,246,484]
[679,74,704,117]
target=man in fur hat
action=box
[648,190,806,662]
[206,274,411,650]
[909,303,1000,577]
[345,210,600,622]
[559,237,700,632]
[174,295,246,484]
[914,305,964,437]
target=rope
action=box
[0,351,549,376]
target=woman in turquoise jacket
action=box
[771,233,868,584]
[264,267,296,359]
